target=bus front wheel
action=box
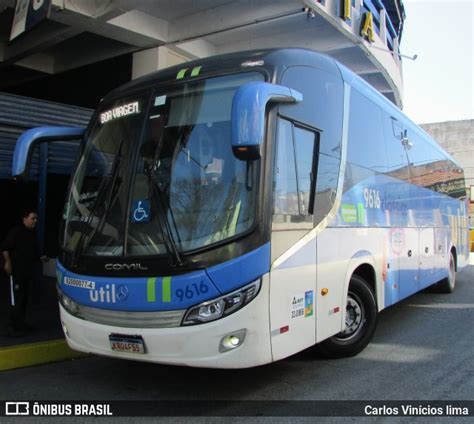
[316,275,378,358]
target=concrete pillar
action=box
[132,46,192,79]
[379,8,387,47]
[392,37,400,68]
[132,47,169,80]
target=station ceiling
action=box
[0,0,400,106]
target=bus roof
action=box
[103,47,460,169]
[104,48,340,100]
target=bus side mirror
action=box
[231,82,302,160]
[401,130,413,150]
[13,126,86,178]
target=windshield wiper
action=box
[72,139,125,265]
[179,145,209,171]
[145,132,184,266]
[147,169,184,267]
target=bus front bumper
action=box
[59,275,272,368]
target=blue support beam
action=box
[38,143,48,255]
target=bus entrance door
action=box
[269,238,317,362]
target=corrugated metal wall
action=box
[0,92,93,179]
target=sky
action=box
[401,0,474,124]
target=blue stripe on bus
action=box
[56,262,221,311]
[206,242,271,293]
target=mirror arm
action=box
[231,82,302,160]
[13,126,86,178]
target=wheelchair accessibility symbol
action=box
[131,200,150,223]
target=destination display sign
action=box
[100,101,140,124]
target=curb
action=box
[0,339,87,371]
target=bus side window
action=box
[313,152,340,226]
[273,119,319,226]
[346,88,385,174]
[382,115,410,181]
[405,130,466,199]
[273,119,298,217]
[279,66,343,158]
[293,126,318,216]
[392,119,404,140]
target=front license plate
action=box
[109,334,145,354]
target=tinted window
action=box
[347,89,386,172]
[443,163,466,199]
[407,131,445,169]
[382,114,410,180]
[294,126,316,214]
[280,66,343,157]
[273,119,319,224]
[274,119,298,216]
[313,153,340,225]
[407,132,446,191]
[384,118,465,199]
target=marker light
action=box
[61,321,69,337]
[241,60,264,67]
[183,279,261,325]
[57,289,82,318]
[219,329,247,353]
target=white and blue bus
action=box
[13,49,469,368]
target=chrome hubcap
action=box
[336,293,365,340]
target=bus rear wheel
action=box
[316,275,378,358]
[437,252,456,293]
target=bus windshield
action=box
[62,72,263,258]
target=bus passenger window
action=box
[273,119,298,216]
[273,119,318,225]
[313,153,340,225]
[346,89,385,173]
[293,126,317,215]
[383,115,410,180]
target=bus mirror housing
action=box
[12,126,86,178]
[231,82,302,160]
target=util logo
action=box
[89,284,128,303]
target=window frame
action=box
[273,116,320,221]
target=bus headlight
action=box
[182,279,261,325]
[58,289,82,318]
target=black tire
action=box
[316,274,378,358]
[437,252,456,294]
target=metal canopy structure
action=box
[0,0,405,107]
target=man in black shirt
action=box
[2,209,47,336]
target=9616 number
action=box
[175,281,209,302]
[364,188,381,209]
